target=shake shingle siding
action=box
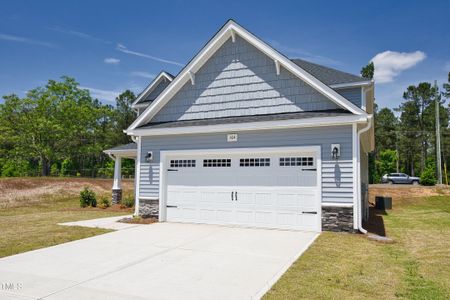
[139,125,354,203]
[152,36,339,123]
[335,87,362,108]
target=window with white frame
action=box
[279,157,314,167]
[239,158,270,167]
[170,159,196,168]
[203,159,231,167]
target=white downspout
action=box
[357,115,373,234]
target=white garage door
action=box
[164,148,321,231]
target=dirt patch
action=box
[369,184,449,205]
[0,177,134,208]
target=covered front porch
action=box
[103,142,137,205]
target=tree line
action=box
[362,63,450,184]
[1,71,449,184]
[0,76,136,177]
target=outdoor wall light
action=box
[331,144,340,159]
[145,151,153,162]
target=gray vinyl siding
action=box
[152,36,339,123]
[138,125,354,203]
[335,87,362,108]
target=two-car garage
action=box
[160,146,322,232]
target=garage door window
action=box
[279,157,314,167]
[203,159,231,167]
[170,160,196,168]
[239,158,270,167]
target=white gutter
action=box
[356,115,373,234]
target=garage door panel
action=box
[216,210,233,223]
[254,193,273,206]
[235,210,254,224]
[165,150,321,232]
[276,212,298,227]
[255,211,275,225]
[276,193,300,209]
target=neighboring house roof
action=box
[127,20,368,132]
[138,110,352,129]
[291,59,370,86]
[132,71,174,107]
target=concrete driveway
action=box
[0,222,318,300]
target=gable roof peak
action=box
[127,20,367,131]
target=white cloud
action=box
[0,33,56,48]
[116,43,184,66]
[130,71,155,79]
[371,50,426,83]
[104,57,120,65]
[81,86,120,103]
[47,26,111,44]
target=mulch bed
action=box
[60,204,133,213]
[118,217,158,224]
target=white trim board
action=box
[127,20,367,132]
[131,71,174,108]
[127,114,368,136]
[330,81,373,89]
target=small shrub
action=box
[420,167,437,186]
[80,187,97,207]
[99,196,110,209]
[50,163,59,176]
[122,195,134,208]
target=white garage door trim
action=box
[159,146,322,231]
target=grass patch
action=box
[0,179,132,258]
[265,195,450,299]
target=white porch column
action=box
[112,155,122,204]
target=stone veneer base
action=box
[111,189,122,205]
[322,206,354,232]
[138,199,159,219]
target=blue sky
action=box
[1,0,449,109]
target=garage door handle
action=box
[166,205,178,208]
[302,168,317,171]
[167,169,178,172]
[302,211,317,214]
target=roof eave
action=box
[330,80,373,89]
[127,114,368,137]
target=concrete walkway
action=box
[0,223,318,300]
[59,215,139,230]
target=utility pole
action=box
[435,80,443,185]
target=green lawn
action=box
[0,193,131,258]
[264,196,450,299]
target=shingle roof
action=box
[104,143,137,152]
[292,59,370,86]
[138,109,351,129]
[134,71,175,106]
